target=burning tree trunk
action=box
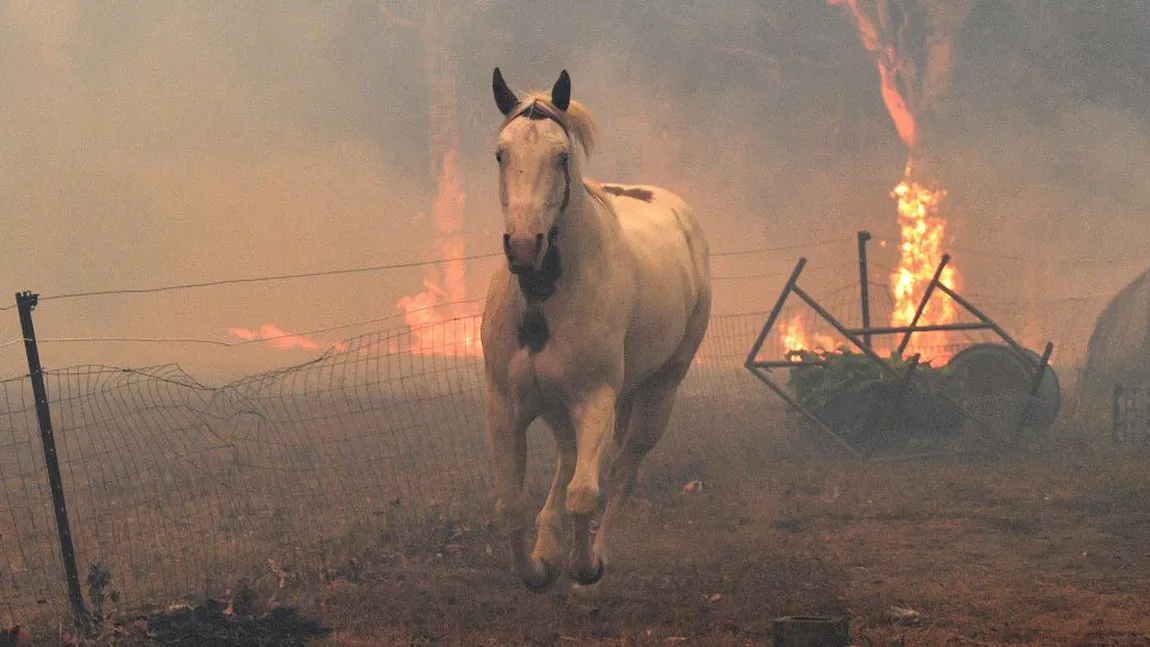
[888,173,957,356]
[829,0,974,155]
[830,0,973,361]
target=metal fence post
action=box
[1111,384,1122,445]
[1014,341,1054,445]
[857,231,872,350]
[15,292,90,629]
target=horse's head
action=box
[492,68,582,275]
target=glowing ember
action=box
[781,314,839,360]
[395,287,482,356]
[889,174,958,361]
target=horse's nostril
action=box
[503,234,512,254]
[534,233,544,250]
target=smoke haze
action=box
[1,1,1147,382]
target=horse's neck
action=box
[557,182,615,271]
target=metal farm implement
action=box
[744,232,1061,460]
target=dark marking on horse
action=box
[602,185,654,202]
[516,227,562,303]
[559,156,571,212]
[517,307,550,353]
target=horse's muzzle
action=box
[504,232,545,273]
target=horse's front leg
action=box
[565,385,617,585]
[531,412,577,586]
[484,386,549,588]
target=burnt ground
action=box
[292,431,1150,646]
[29,425,1150,647]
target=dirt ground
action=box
[276,429,1150,647]
[22,418,1150,647]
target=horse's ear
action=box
[493,67,519,116]
[551,70,570,112]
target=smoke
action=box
[939,2,1150,303]
[1,1,1147,381]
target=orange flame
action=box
[889,174,958,361]
[780,314,839,360]
[395,288,482,357]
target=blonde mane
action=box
[499,91,598,158]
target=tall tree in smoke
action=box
[386,1,480,354]
[421,0,468,314]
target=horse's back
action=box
[600,183,709,286]
[599,182,712,386]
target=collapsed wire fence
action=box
[0,240,1129,630]
[0,307,785,629]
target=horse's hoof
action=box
[569,581,602,602]
[568,558,605,586]
[522,559,560,591]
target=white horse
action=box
[481,68,712,589]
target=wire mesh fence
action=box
[1112,384,1150,445]
[0,313,781,628]
[0,373,63,623]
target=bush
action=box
[786,348,952,414]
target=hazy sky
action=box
[1,1,1147,381]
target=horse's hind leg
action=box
[614,395,634,446]
[594,379,679,570]
[484,386,549,588]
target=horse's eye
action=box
[557,152,570,167]
[495,151,503,164]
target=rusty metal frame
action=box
[744,232,1058,460]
